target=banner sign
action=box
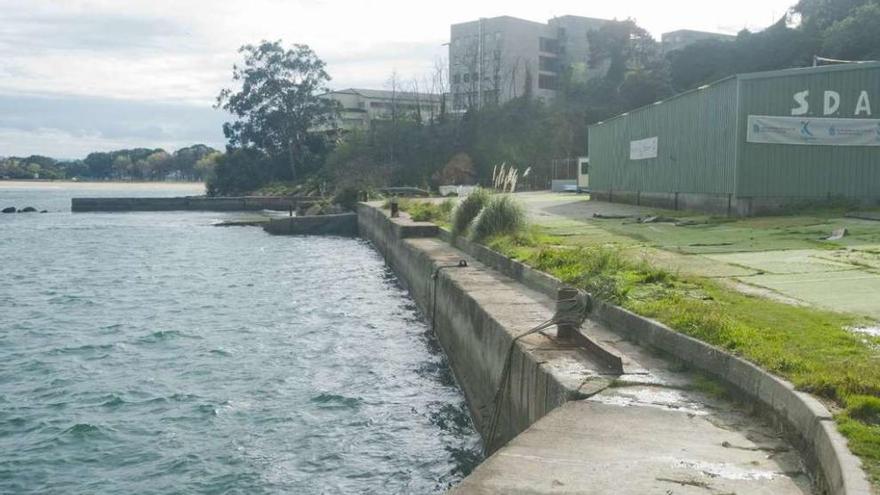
[747,115,880,147]
[630,137,658,160]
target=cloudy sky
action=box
[0,0,797,159]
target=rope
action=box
[428,261,468,332]
[482,290,591,455]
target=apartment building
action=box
[448,15,610,111]
[661,29,736,53]
[319,88,443,132]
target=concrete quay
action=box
[357,204,831,494]
[70,196,320,212]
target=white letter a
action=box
[855,91,872,116]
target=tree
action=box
[819,2,880,60]
[194,151,223,181]
[84,152,112,179]
[206,149,276,196]
[216,40,338,182]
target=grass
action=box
[451,188,491,237]
[381,198,456,225]
[470,195,526,242]
[484,228,880,484]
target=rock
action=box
[18,206,38,213]
[1,206,15,214]
[40,210,48,214]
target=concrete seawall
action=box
[356,203,844,494]
[71,196,320,212]
[263,213,358,236]
[357,204,592,449]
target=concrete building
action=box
[319,88,443,132]
[661,29,736,53]
[448,15,610,111]
[588,62,880,215]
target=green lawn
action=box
[486,227,880,485]
[388,196,880,484]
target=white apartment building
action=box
[319,88,443,132]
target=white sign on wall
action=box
[747,115,880,146]
[630,137,658,160]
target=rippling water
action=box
[0,183,482,494]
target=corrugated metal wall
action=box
[736,63,880,199]
[589,77,738,195]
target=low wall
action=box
[357,204,588,452]
[71,196,319,212]
[263,213,358,236]
[592,189,880,216]
[433,217,870,495]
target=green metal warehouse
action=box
[588,62,880,215]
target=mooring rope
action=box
[482,290,591,455]
[428,260,469,331]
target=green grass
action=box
[451,188,491,237]
[470,195,526,241]
[381,198,456,224]
[484,229,880,485]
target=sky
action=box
[0,0,798,159]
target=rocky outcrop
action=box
[1,206,15,213]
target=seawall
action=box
[356,202,870,494]
[357,204,595,450]
[263,213,358,236]
[71,196,320,212]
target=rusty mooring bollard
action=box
[390,197,399,218]
[556,287,581,340]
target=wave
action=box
[310,393,363,410]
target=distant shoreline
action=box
[0,180,205,191]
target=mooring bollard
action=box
[390,197,399,218]
[556,287,581,340]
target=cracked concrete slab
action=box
[450,400,813,495]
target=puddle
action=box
[848,326,880,337]
[674,459,780,481]
[590,386,708,416]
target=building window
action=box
[539,37,559,54]
[453,74,461,84]
[538,74,558,90]
[539,56,558,72]
[463,73,470,83]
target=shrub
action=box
[470,194,526,242]
[333,187,360,211]
[408,199,455,223]
[451,188,490,236]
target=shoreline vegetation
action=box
[389,193,880,486]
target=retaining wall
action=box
[436,215,871,495]
[71,196,319,212]
[263,213,358,236]
[357,204,592,452]
[591,189,880,216]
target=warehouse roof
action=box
[592,61,880,127]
